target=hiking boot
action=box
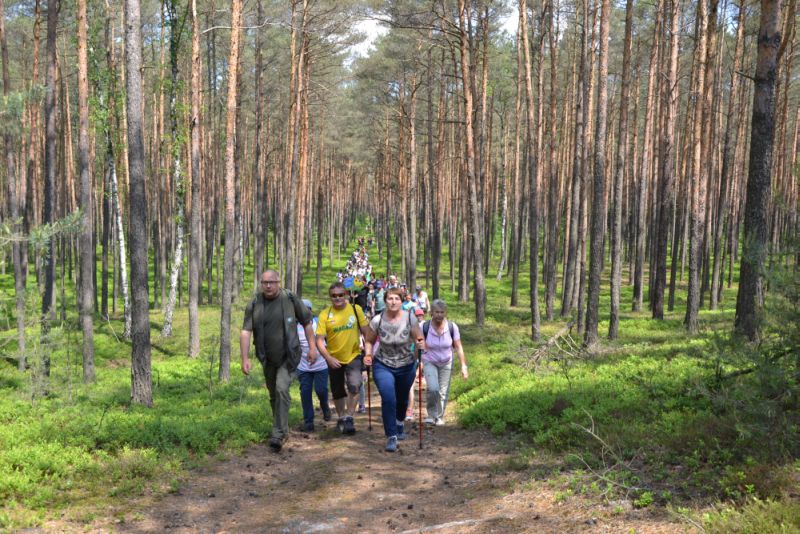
[322,408,332,422]
[395,422,406,441]
[424,417,435,425]
[336,417,346,434]
[268,437,283,453]
[385,435,398,452]
[343,416,356,435]
[434,417,445,426]
[301,422,315,432]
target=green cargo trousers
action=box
[262,362,296,441]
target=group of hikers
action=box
[240,241,468,453]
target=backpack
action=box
[422,320,455,345]
[280,289,304,372]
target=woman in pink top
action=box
[421,300,468,425]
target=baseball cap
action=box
[302,298,313,311]
[414,308,424,316]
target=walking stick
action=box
[417,348,423,449]
[366,365,372,431]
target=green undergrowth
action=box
[446,268,799,531]
[1,238,798,530]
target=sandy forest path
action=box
[69,393,694,534]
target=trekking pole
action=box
[366,365,372,431]
[417,348,424,450]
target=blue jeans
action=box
[297,369,330,426]
[372,359,418,437]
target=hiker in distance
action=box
[421,299,468,426]
[364,287,425,452]
[315,282,371,435]
[240,270,316,453]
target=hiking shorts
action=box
[329,355,364,400]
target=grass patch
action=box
[0,235,797,529]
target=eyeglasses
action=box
[330,293,347,299]
[260,280,279,285]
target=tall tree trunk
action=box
[609,0,633,339]
[543,0,560,319]
[125,0,153,406]
[510,19,524,307]
[520,0,540,338]
[634,4,661,312]
[652,0,680,319]
[252,0,265,292]
[40,0,59,385]
[685,0,710,333]
[407,80,418,290]
[218,0,243,381]
[188,0,202,357]
[0,0,26,371]
[561,0,587,317]
[735,0,783,341]
[585,0,610,345]
[162,0,186,338]
[76,0,95,381]
[458,0,486,326]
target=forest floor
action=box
[39,394,695,534]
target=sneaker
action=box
[404,410,413,422]
[343,416,356,435]
[268,437,283,453]
[357,405,366,414]
[396,422,406,441]
[434,417,445,426]
[424,417,435,425]
[322,408,332,422]
[385,435,398,452]
[336,417,346,434]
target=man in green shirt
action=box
[241,270,316,452]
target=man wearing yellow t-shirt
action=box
[316,281,371,434]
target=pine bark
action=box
[609,0,633,339]
[520,0,540,338]
[685,0,710,333]
[735,0,783,341]
[0,0,26,371]
[40,0,59,383]
[125,0,153,406]
[188,0,202,358]
[77,0,95,381]
[711,1,746,310]
[162,0,186,338]
[585,0,610,346]
[652,0,680,319]
[218,0,243,381]
[458,0,486,326]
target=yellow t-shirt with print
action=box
[316,303,368,364]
